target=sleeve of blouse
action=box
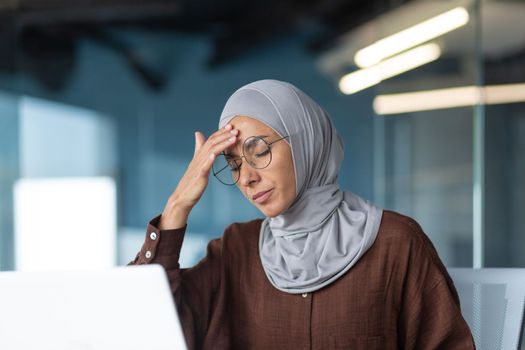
[397,221,476,349]
[128,215,228,350]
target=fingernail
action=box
[230,129,238,134]
[210,153,215,160]
[229,136,236,142]
[225,124,232,130]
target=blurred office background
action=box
[0,0,523,271]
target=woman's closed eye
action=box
[255,148,271,158]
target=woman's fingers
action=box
[196,136,236,175]
[190,124,240,178]
[210,135,237,155]
[206,124,238,145]
[194,131,205,156]
[200,125,238,157]
[166,125,238,214]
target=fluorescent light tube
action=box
[373,83,525,115]
[339,43,441,95]
[354,7,469,68]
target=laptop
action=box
[0,264,188,350]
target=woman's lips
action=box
[252,189,274,204]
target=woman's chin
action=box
[263,210,278,218]
[258,204,285,218]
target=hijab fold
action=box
[219,79,383,294]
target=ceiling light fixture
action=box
[339,43,441,95]
[354,7,469,68]
[373,83,525,115]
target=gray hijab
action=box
[219,79,383,294]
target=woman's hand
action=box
[159,124,239,229]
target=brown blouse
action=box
[129,210,475,349]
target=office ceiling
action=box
[1,0,523,90]
[0,0,411,90]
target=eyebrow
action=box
[224,135,269,158]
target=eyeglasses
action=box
[212,135,289,185]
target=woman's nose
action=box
[239,164,260,187]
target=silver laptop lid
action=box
[0,264,188,350]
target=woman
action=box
[130,79,475,349]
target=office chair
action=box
[448,268,525,350]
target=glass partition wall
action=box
[482,0,525,268]
[374,0,479,267]
[319,0,524,268]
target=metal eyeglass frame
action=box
[212,135,289,185]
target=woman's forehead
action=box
[224,115,277,156]
[229,115,277,136]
